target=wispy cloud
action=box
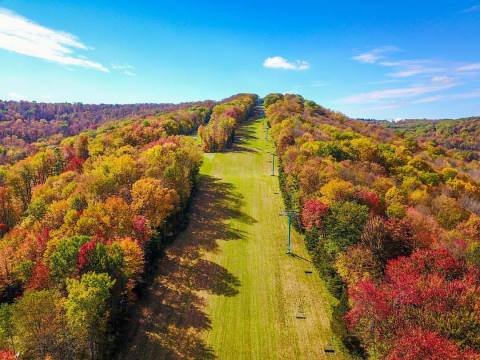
[287,81,327,93]
[431,75,454,83]
[340,80,458,104]
[354,48,446,78]
[112,63,136,76]
[462,5,480,13]
[348,46,480,110]
[414,89,480,103]
[293,81,327,89]
[358,103,403,112]
[0,8,108,72]
[352,46,399,64]
[413,95,445,104]
[388,66,444,78]
[263,56,310,71]
[309,80,326,87]
[377,59,444,78]
[7,92,29,101]
[365,79,402,85]
[455,89,480,98]
[456,63,480,72]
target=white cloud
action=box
[376,59,445,78]
[462,5,480,13]
[413,95,446,104]
[263,56,310,71]
[340,81,458,104]
[431,75,452,83]
[366,79,402,85]
[455,89,480,99]
[7,92,28,101]
[111,63,136,76]
[361,104,402,111]
[378,59,431,67]
[310,81,327,87]
[388,66,444,78]
[352,46,399,64]
[353,53,380,64]
[353,49,446,78]
[0,8,108,72]
[349,47,480,108]
[457,63,480,72]
[293,81,327,89]
[414,89,480,103]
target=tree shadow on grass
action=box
[116,175,253,360]
[185,176,256,252]
[231,117,260,153]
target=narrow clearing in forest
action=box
[117,112,345,359]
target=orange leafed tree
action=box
[131,178,179,228]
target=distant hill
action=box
[0,100,213,163]
[358,116,480,164]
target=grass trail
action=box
[117,116,346,359]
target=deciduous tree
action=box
[131,178,179,228]
[65,272,115,359]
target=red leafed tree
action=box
[0,350,16,360]
[64,155,84,173]
[26,262,51,290]
[345,278,392,335]
[301,198,329,230]
[355,189,381,212]
[223,108,240,119]
[346,248,480,357]
[63,143,85,173]
[77,240,97,271]
[385,248,465,289]
[92,231,108,244]
[16,228,50,264]
[132,215,152,245]
[35,227,50,255]
[404,207,441,248]
[387,328,472,360]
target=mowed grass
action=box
[117,117,347,359]
[200,119,346,359]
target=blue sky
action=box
[1,0,480,119]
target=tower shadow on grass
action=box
[291,253,313,263]
[116,175,254,360]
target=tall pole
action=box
[287,214,292,254]
[280,210,297,255]
[271,154,275,176]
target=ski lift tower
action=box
[279,209,298,255]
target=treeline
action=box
[0,103,212,359]
[265,93,480,359]
[0,100,214,164]
[198,94,257,152]
[386,117,480,166]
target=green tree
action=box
[12,290,62,359]
[0,304,15,352]
[322,201,369,255]
[28,196,47,220]
[432,195,468,229]
[79,241,124,279]
[65,272,115,360]
[49,235,90,285]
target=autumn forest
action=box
[0,93,479,359]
